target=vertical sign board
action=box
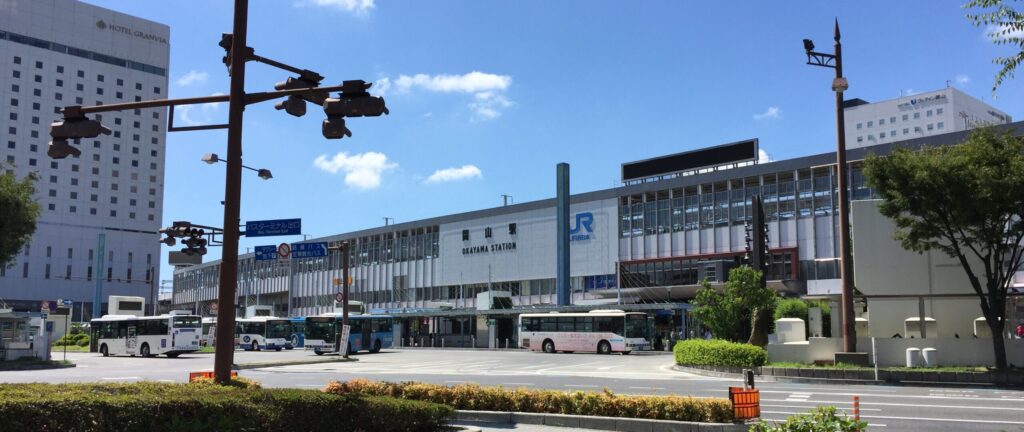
[339,324,351,352]
[245,219,302,237]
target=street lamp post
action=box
[45,0,388,383]
[202,153,273,180]
[803,19,856,354]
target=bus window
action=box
[173,316,201,328]
[575,317,593,332]
[557,317,574,332]
[540,317,557,332]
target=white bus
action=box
[235,316,291,351]
[518,310,651,354]
[91,312,202,357]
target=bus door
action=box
[362,320,372,349]
[126,325,138,355]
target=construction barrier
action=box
[189,371,237,382]
[729,386,760,420]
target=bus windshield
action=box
[172,316,201,328]
[266,320,291,338]
[624,314,647,338]
[306,318,335,340]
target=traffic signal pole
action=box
[212,0,250,384]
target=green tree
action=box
[863,127,1024,369]
[966,0,1024,92]
[690,266,777,345]
[0,165,39,268]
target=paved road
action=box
[4,348,1023,431]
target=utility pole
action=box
[342,241,350,359]
[45,0,387,384]
[501,194,513,206]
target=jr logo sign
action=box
[570,212,594,241]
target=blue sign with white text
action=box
[254,245,278,261]
[246,218,301,237]
[292,242,328,259]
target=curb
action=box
[0,362,77,372]
[454,410,749,432]
[233,356,357,370]
[672,365,1016,388]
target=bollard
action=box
[853,395,860,421]
[472,336,476,349]
[504,338,508,349]
[494,338,498,350]
[421,337,425,348]
[442,339,445,349]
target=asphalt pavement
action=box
[2,348,1022,432]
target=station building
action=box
[172,99,1024,353]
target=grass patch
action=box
[0,358,74,371]
[324,379,734,423]
[0,381,451,432]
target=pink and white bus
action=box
[518,310,651,354]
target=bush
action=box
[323,379,733,423]
[0,382,451,432]
[76,338,90,347]
[674,339,767,368]
[773,299,809,322]
[750,406,867,431]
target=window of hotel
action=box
[700,188,714,228]
[797,170,813,218]
[938,122,944,129]
[484,227,492,238]
[879,132,886,139]
[890,116,896,123]
[902,114,909,121]
[903,128,909,135]
[777,172,796,219]
[856,136,863,143]
[684,187,699,230]
[644,195,657,234]
[879,118,885,125]
[867,120,873,127]
[914,112,920,119]
[927,123,934,131]
[461,230,469,241]
[856,123,862,130]
[657,191,671,233]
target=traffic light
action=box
[47,110,111,159]
[321,80,389,140]
[275,95,307,117]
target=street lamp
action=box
[803,19,857,355]
[202,153,273,180]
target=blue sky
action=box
[84,0,1024,283]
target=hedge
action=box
[323,379,733,423]
[674,339,767,368]
[0,382,451,432]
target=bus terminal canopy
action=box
[369,303,691,318]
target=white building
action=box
[0,0,169,319]
[844,87,1011,149]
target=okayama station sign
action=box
[462,242,517,255]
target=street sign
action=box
[339,325,351,351]
[60,299,74,306]
[254,245,278,261]
[245,218,301,237]
[277,243,291,259]
[335,292,344,303]
[291,242,328,259]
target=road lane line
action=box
[728,389,1024,402]
[629,386,665,390]
[761,398,1024,411]
[565,384,599,388]
[762,404,881,411]
[101,377,141,380]
[501,382,535,386]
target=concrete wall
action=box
[852,200,997,339]
[768,337,1024,367]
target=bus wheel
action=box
[166,353,180,358]
[370,339,381,353]
[251,341,260,351]
[543,340,555,354]
[100,344,109,357]
[141,343,152,357]
[597,341,611,355]
[275,347,282,352]
[314,349,324,356]
[291,335,299,348]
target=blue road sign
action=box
[292,242,328,259]
[254,245,278,261]
[246,218,301,237]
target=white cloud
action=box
[176,93,225,126]
[388,72,513,120]
[393,72,511,94]
[758,149,772,164]
[176,70,208,87]
[955,74,971,85]
[372,77,391,96]
[306,0,374,14]
[753,106,781,120]
[904,88,918,96]
[425,165,482,184]
[313,151,396,190]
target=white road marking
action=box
[737,389,1024,403]
[501,382,535,386]
[762,404,881,411]
[762,398,1024,411]
[101,376,141,380]
[629,386,665,390]
[565,384,599,388]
